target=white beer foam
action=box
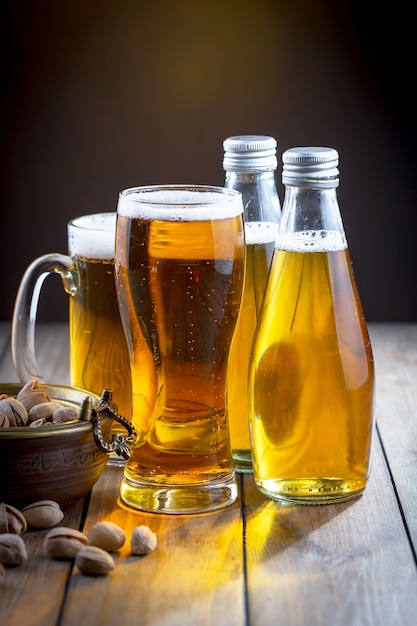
[277,230,347,252]
[69,213,115,259]
[245,221,279,245]
[118,188,243,221]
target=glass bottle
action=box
[223,135,281,471]
[249,147,375,503]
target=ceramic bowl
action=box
[0,383,111,508]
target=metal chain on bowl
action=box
[80,390,137,460]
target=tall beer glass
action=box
[115,185,245,514]
[11,213,132,436]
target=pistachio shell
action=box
[0,409,9,428]
[75,546,115,575]
[28,401,62,422]
[130,525,157,555]
[0,398,28,426]
[17,378,49,396]
[0,503,27,534]
[44,527,88,559]
[22,500,64,529]
[17,379,51,412]
[87,521,126,552]
[0,534,28,566]
[18,390,51,412]
[28,417,46,428]
[52,406,79,424]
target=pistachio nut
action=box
[75,546,115,575]
[0,409,9,428]
[87,521,126,552]
[0,502,27,534]
[28,401,63,423]
[28,417,46,428]
[16,379,51,412]
[130,525,157,555]
[22,500,64,529]
[0,397,28,426]
[52,406,79,424]
[0,533,28,566]
[44,527,88,559]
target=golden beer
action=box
[115,186,244,514]
[249,230,375,503]
[226,222,277,467]
[68,214,131,421]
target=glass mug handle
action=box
[11,253,79,382]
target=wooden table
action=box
[1,321,416,626]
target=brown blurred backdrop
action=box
[1,0,415,322]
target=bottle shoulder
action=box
[225,171,281,223]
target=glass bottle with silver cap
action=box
[223,135,281,472]
[248,146,375,503]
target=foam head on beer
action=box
[69,213,116,260]
[117,187,243,221]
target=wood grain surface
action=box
[1,322,416,626]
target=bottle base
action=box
[232,449,253,473]
[120,473,238,514]
[255,477,366,505]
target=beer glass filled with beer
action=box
[115,185,245,514]
[249,147,375,504]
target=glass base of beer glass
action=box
[232,449,253,473]
[255,477,367,505]
[120,473,238,515]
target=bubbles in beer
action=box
[245,221,279,245]
[277,229,347,252]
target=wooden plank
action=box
[0,322,70,385]
[0,321,78,626]
[368,323,417,552]
[244,437,417,626]
[0,500,85,626]
[2,322,416,626]
[61,467,245,626]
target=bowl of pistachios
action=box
[0,380,118,508]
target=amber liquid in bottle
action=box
[249,230,375,503]
[226,222,277,467]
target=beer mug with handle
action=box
[11,213,132,458]
[115,185,245,514]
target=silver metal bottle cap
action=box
[282,147,339,188]
[223,135,278,171]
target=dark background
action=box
[1,0,415,322]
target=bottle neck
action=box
[224,170,281,223]
[279,184,346,244]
